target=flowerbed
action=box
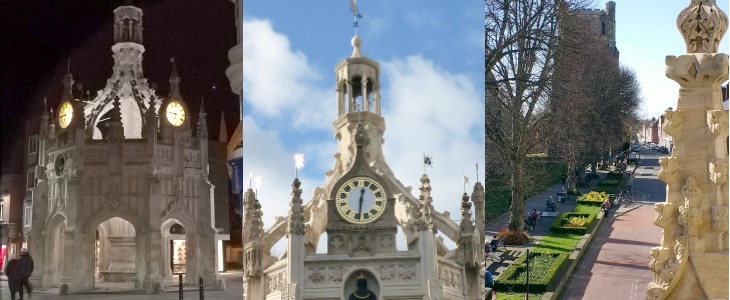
[577,191,609,206]
[493,251,569,294]
[550,213,593,235]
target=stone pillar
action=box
[286,178,305,300]
[361,78,369,111]
[416,175,441,300]
[647,2,728,299]
[337,83,345,116]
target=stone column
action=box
[416,175,441,300]
[647,1,728,299]
[286,178,305,300]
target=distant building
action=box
[574,1,619,59]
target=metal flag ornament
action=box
[349,0,363,35]
[423,153,433,174]
[294,153,304,179]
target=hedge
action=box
[493,251,569,294]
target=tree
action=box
[486,0,565,241]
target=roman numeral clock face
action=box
[335,177,387,224]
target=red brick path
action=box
[559,205,661,300]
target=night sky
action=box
[1,0,239,174]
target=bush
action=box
[494,251,569,294]
[606,171,623,179]
[597,178,620,186]
[497,228,531,246]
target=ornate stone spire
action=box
[471,181,486,264]
[647,3,728,299]
[108,97,125,141]
[61,60,74,103]
[416,174,436,232]
[168,58,182,100]
[218,111,227,143]
[459,193,474,235]
[288,178,305,235]
[676,0,728,53]
[243,188,265,278]
[197,97,208,139]
[456,193,478,268]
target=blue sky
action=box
[612,0,730,119]
[242,1,484,253]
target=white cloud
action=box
[381,55,483,223]
[243,18,336,130]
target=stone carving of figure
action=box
[348,273,377,300]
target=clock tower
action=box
[242,32,483,300]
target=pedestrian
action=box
[561,173,566,186]
[486,236,502,262]
[5,258,22,300]
[17,248,33,298]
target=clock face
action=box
[335,177,387,224]
[58,102,73,128]
[55,155,65,176]
[165,100,186,126]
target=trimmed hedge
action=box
[549,206,599,235]
[597,178,620,186]
[493,251,569,294]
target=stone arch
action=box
[161,210,202,284]
[42,213,67,287]
[83,209,146,289]
[341,267,382,299]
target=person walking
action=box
[5,258,23,300]
[17,249,33,298]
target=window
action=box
[24,204,32,226]
[28,135,38,154]
[26,170,36,190]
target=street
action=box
[558,145,665,300]
[0,271,243,300]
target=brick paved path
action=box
[558,205,660,300]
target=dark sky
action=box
[1,0,239,174]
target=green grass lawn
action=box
[535,233,583,252]
[487,292,544,300]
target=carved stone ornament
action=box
[709,158,728,185]
[307,267,326,285]
[662,109,684,141]
[677,0,728,53]
[657,157,680,185]
[665,54,729,88]
[706,110,729,138]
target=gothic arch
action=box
[42,213,67,287]
[341,266,382,299]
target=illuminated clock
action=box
[58,101,73,128]
[165,100,186,126]
[335,177,387,224]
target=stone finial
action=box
[677,0,728,53]
[460,193,474,234]
[197,97,208,139]
[351,36,363,58]
[288,178,305,236]
[417,174,436,232]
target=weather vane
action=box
[349,0,363,36]
[423,153,433,174]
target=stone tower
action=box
[25,2,229,294]
[646,1,729,299]
[241,34,482,300]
